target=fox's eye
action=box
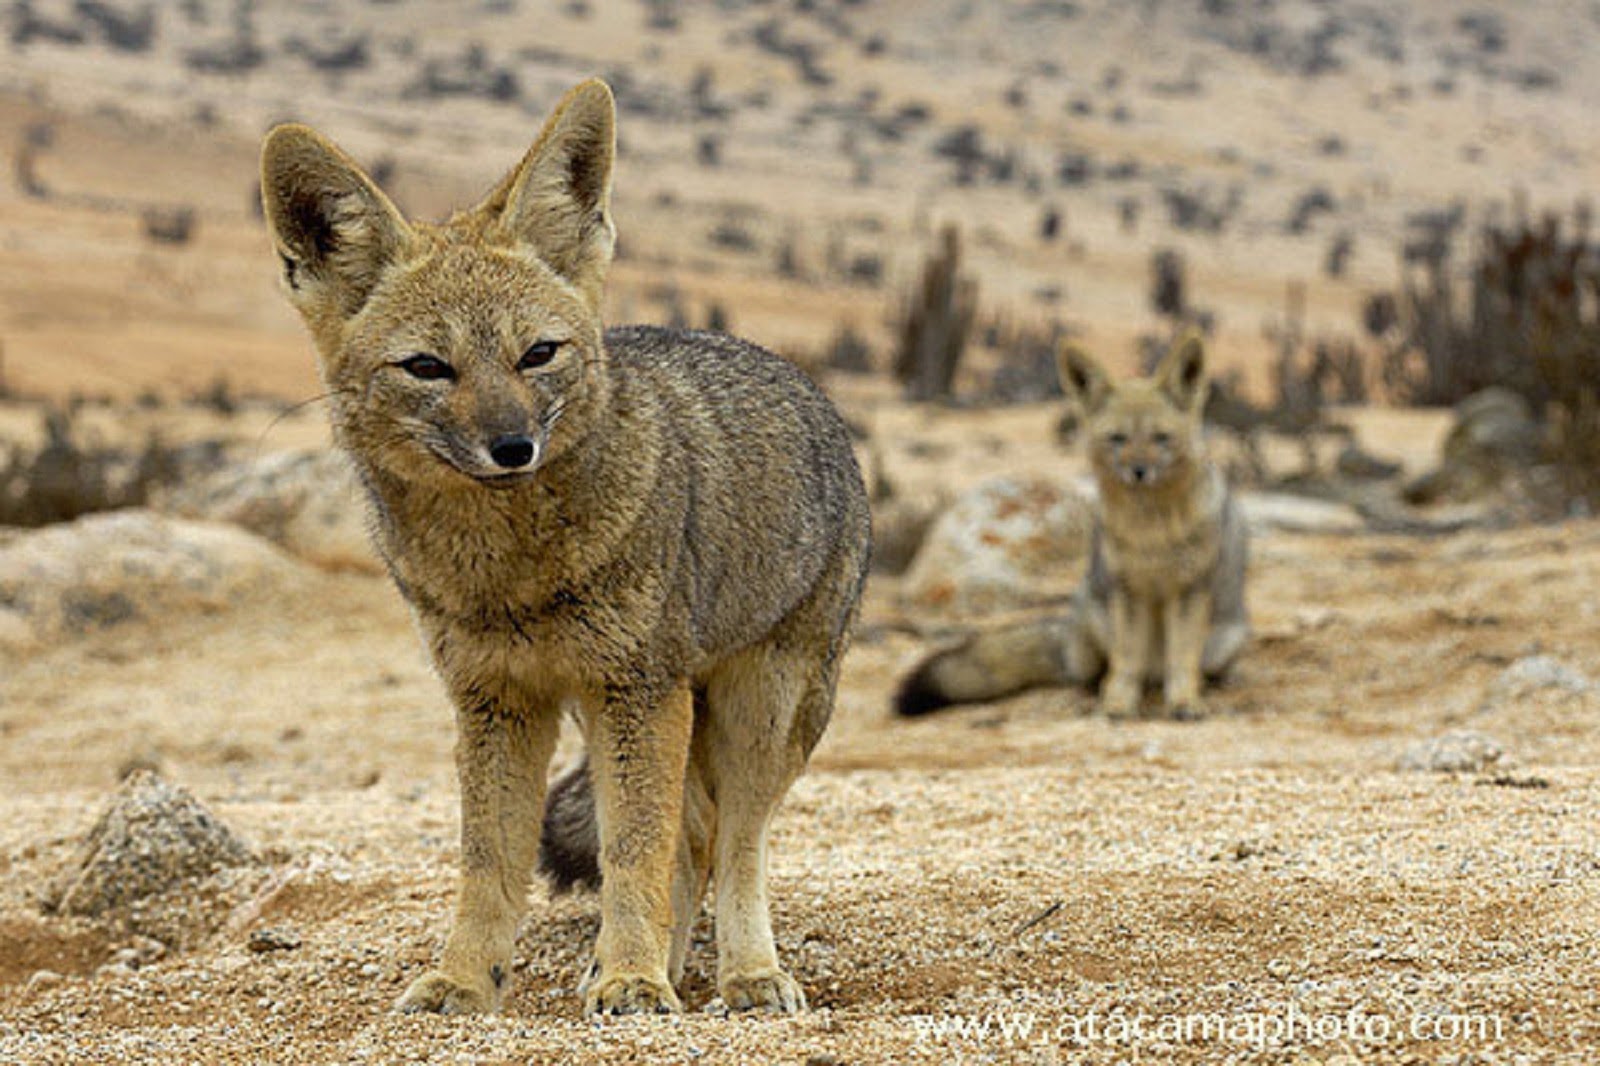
[1152,431,1172,447]
[1106,432,1129,447]
[398,354,455,381]
[518,340,563,370]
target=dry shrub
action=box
[1375,199,1600,503]
[0,406,200,527]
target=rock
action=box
[1404,388,1542,505]
[247,926,303,953]
[1481,655,1592,711]
[46,770,252,918]
[1238,492,1365,534]
[902,477,1092,613]
[1398,731,1505,774]
[156,449,378,574]
[870,496,944,576]
[0,510,305,656]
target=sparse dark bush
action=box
[406,44,519,103]
[1160,183,1239,233]
[11,1,87,46]
[1039,206,1062,242]
[192,376,238,417]
[696,134,721,167]
[284,32,370,72]
[824,323,873,375]
[1325,231,1354,278]
[1374,199,1600,502]
[1287,186,1337,234]
[75,1,157,52]
[986,320,1068,404]
[894,225,977,402]
[1150,249,1186,319]
[0,406,197,527]
[141,206,197,246]
[708,220,758,254]
[183,5,263,74]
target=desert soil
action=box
[4,399,1600,1064]
[3,1,1600,1063]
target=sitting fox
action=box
[897,334,1248,719]
[260,80,870,1017]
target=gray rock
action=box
[1398,731,1505,774]
[156,449,378,574]
[1480,654,1592,712]
[902,476,1092,614]
[46,771,252,917]
[0,510,307,656]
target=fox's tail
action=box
[539,756,601,892]
[895,618,1079,716]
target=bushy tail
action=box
[895,619,1076,716]
[539,756,600,892]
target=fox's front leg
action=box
[1163,585,1212,718]
[582,683,693,1016]
[399,699,558,1015]
[1100,587,1152,717]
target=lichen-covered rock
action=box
[0,510,305,656]
[156,449,378,574]
[46,771,252,918]
[902,476,1092,614]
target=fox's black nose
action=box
[489,434,536,469]
[1130,465,1152,483]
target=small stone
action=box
[25,970,63,993]
[247,926,303,953]
[1482,655,1592,711]
[1398,731,1505,774]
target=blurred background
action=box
[3,0,1600,525]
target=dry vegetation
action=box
[3,1,1600,1062]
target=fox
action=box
[896,333,1247,719]
[259,79,871,1018]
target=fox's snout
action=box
[489,434,538,470]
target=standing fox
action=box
[260,80,870,1017]
[897,334,1247,719]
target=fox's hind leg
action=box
[668,750,715,988]
[701,644,817,1013]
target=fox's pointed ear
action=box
[260,125,414,320]
[1154,330,1208,411]
[1056,343,1112,415]
[482,79,616,307]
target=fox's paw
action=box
[721,969,807,1013]
[396,970,498,1016]
[584,972,682,1016]
[1165,696,1210,721]
[1099,678,1143,719]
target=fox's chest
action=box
[1104,523,1217,592]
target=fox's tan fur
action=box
[897,334,1247,718]
[260,80,870,1017]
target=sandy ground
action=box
[3,411,1600,1062]
[3,2,1600,1062]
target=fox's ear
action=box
[1154,330,1207,411]
[481,79,616,307]
[260,125,414,320]
[1056,344,1112,414]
